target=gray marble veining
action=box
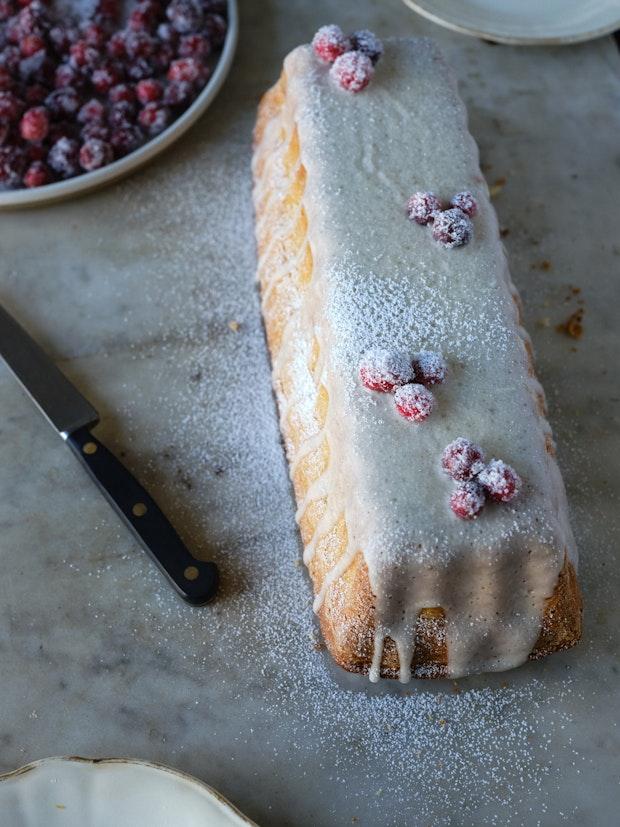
[0,2,619,825]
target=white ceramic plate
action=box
[0,0,238,210]
[401,0,620,45]
[0,756,257,826]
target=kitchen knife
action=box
[0,303,218,606]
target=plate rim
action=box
[401,0,620,45]
[0,755,258,825]
[0,0,239,210]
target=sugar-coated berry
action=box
[80,121,109,142]
[47,135,79,176]
[166,0,204,34]
[0,89,23,121]
[23,159,50,186]
[0,144,26,187]
[394,383,435,423]
[77,97,105,123]
[45,86,80,116]
[203,12,227,47]
[178,33,210,59]
[406,191,442,226]
[136,77,162,104]
[311,24,350,63]
[167,56,204,83]
[358,348,414,393]
[163,78,192,106]
[451,190,477,217]
[477,460,521,503]
[138,101,169,135]
[19,32,45,56]
[108,99,135,127]
[329,50,373,93]
[91,63,122,94]
[109,123,142,154]
[350,29,383,65]
[79,136,112,170]
[19,104,48,140]
[108,83,135,104]
[450,482,485,520]
[431,207,473,249]
[441,438,485,482]
[412,351,446,386]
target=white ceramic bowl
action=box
[401,0,620,45]
[0,756,257,826]
[0,0,238,210]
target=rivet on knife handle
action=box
[67,426,219,606]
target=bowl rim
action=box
[0,0,239,210]
[0,755,258,825]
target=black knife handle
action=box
[66,426,218,606]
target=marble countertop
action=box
[0,2,618,825]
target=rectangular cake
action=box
[252,36,582,680]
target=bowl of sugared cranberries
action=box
[0,0,237,207]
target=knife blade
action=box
[0,303,218,606]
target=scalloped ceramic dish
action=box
[401,0,620,45]
[0,757,257,826]
[0,0,238,210]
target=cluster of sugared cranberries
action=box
[406,189,477,249]
[311,24,382,93]
[0,0,228,190]
[442,438,521,520]
[358,347,447,423]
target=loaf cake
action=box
[252,34,582,680]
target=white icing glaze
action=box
[253,38,577,680]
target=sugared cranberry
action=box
[203,12,226,47]
[91,62,121,93]
[135,77,162,104]
[109,123,142,155]
[45,85,80,116]
[412,351,446,386]
[431,207,473,249]
[167,56,204,83]
[0,45,21,72]
[138,101,169,135]
[47,135,78,176]
[108,99,135,127]
[406,191,442,225]
[69,39,100,68]
[166,0,204,34]
[0,144,25,186]
[49,25,78,54]
[108,82,135,103]
[330,50,373,93]
[162,78,192,106]
[106,30,126,59]
[477,460,521,503]
[79,136,112,170]
[126,56,155,81]
[350,29,383,65]
[19,32,45,56]
[450,482,485,520]
[311,24,349,63]
[450,190,477,218]
[0,89,24,120]
[80,120,109,141]
[178,32,210,59]
[77,97,105,123]
[125,30,155,59]
[129,1,158,32]
[22,158,49,186]
[0,0,16,23]
[80,21,106,47]
[54,62,79,87]
[358,349,414,393]
[441,438,485,482]
[394,383,435,422]
[156,21,177,43]
[19,104,48,140]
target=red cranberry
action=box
[0,144,26,186]
[162,78,192,106]
[124,30,155,59]
[0,89,24,120]
[80,121,109,141]
[23,158,50,186]
[406,191,442,225]
[109,123,142,155]
[19,104,48,140]
[350,29,383,65]
[311,24,350,63]
[108,99,135,127]
[450,482,485,520]
[167,56,204,83]
[91,62,121,93]
[477,460,521,503]
[49,25,78,54]
[54,62,78,87]
[80,21,106,48]
[394,383,435,423]
[129,0,158,32]
[19,32,44,56]
[69,39,100,68]
[47,134,78,176]
[431,207,473,249]
[77,97,105,123]
[358,349,414,393]
[108,82,135,103]
[0,45,21,72]
[136,77,162,104]
[450,190,478,218]
[106,30,126,59]
[138,101,169,135]
[126,56,155,81]
[329,50,374,93]
[79,136,112,170]
[166,0,204,34]
[203,12,226,47]
[45,85,80,116]
[178,33,210,59]
[411,351,447,386]
[441,438,485,482]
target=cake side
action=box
[252,37,582,680]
